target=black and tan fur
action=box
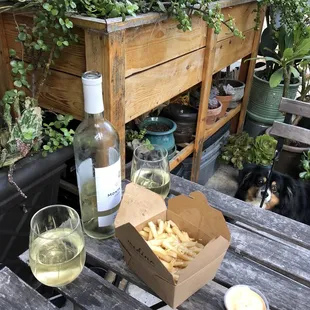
[235,166,310,225]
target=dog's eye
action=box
[257,179,264,186]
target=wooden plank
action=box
[204,105,241,139]
[270,122,310,146]
[0,14,13,97]
[213,29,255,74]
[125,16,206,77]
[217,251,310,310]
[279,97,310,118]
[191,29,217,182]
[72,0,256,32]
[102,31,126,177]
[3,13,86,77]
[237,6,266,132]
[58,267,149,310]
[170,174,310,250]
[0,267,57,310]
[125,48,204,122]
[37,69,84,120]
[217,2,257,41]
[228,223,310,287]
[169,142,194,170]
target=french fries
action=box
[139,220,204,283]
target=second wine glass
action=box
[130,144,170,199]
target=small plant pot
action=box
[219,79,245,108]
[216,95,232,118]
[206,102,222,129]
[139,117,177,153]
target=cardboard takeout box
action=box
[115,183,231,308]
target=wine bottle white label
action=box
[95,158,121,213]
[98,210,118,227]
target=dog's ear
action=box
[280,184,295,215]
[238,169,252,186]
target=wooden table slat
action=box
[228,223,310,287]
[59,266,150,310]
[0,267,57,310]
[170,174,310,250]
[216,251,310,310]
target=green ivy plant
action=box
[0,0,77,195]
[76,0,244,37]
[300,150,310,180]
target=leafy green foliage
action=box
[0,0,77,168]
[246,134,277,166]
[300,150,310,180]
[257,0,310,34]
[125,128,152,150]
[220,132,254,170]
[76,0,244,37]
[220,133,277,169]
[42,114,74,157]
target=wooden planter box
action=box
[0,0,263,180]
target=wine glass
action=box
[131,144,170,199]
[29,205,86,287]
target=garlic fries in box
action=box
[139,219,204,283]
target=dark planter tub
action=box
[266,127,309,178]
[0,147,73,266]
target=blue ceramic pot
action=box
[139,117,177,153]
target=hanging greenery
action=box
[0,0,77,170]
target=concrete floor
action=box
[206,163,239,197]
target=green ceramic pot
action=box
[247,72,300,125]
[139,117,177,155]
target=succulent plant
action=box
[220,133,277,169]
[247,134,277,166]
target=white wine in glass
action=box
[131,145,170,199]
[29,205,85,287]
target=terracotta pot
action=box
[206,102,222,128]
[216,95,232,118]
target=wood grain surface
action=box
[125,48,204,122]
[0,267,57,310]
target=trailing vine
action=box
[0,0,77,193]
[76,0,244,37]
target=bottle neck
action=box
[84,111,104,121]
[83,82,104,114]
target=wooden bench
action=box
[3,175,310,309]
[270,97,310,146]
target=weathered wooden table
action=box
[2,174,310,309]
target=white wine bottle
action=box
[73,71,121,239]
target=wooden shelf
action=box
[204,105,241,140]
[169,142,194,171]
[169,105,240,171]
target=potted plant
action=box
[211,84,235,118]
[125,128,152,162]
[247,0,310,125]
[138,117,177,159]
[0,0,76,266]
[220,132,277,170]
[125,128,152,178]
[207,91,222,128]
[300,150,310,181]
